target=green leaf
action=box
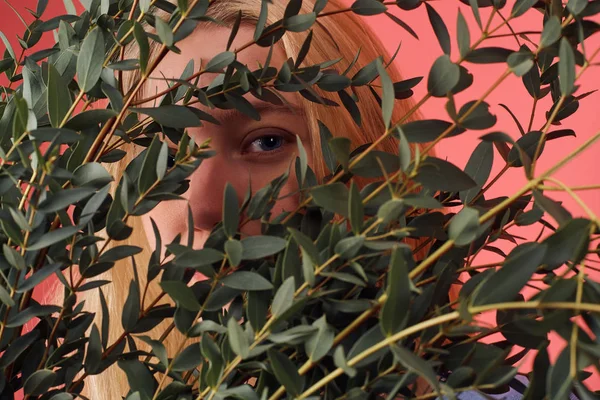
[3,243,26,270]
[223,183,239,238]
[533,189,572,226]
[317,74,352,92]
[465,47,512,63]
[133,22,149,75]
[84,324,102,373]
[189,320,228,336]
[241,236,287,260]
[511,0,537,17]
[457,100,497,130]
[318,121,337,173]
[380,246,410,336]
[200,333,223,386]
[548,348,573,400]
[349,182,364,234]
[333,346,357,377]
[138,135,162,194]
[254,0,268,41]
[37,187,96,213]
[472,242,547,306]
[268,325,317,344]
[47,63,72,128]
[427,55,460,97]
[171,247,223,271]
[375,58,394,129]
[17,262,63,293]
[460,141,494,204]
[347,324,387,367]
[12,95,28,138]
[137,336,168,367]
[283,12,317,32]
[567,0,588,15]
[226,10,242,52]
[0,31,16,59]
[155,17,173,47]
[171,343,202,371]
[456,10,470,59]
[27,225,79,251]
[508,130,544,168]
[540,16,561,48]
[335,235,365,259]
[448,206,480,246]
[329,137,352,171]
[206,51,235,72]
[118,359,156,399]
[391,345,440,391]
[122,280,140,331]
[29,127,80,144]
[296,135,308,186]
[415,157,477,192]
[77,27,104,92]
[64,109,118,130]
[267,349,304,396]
[426,3,451,55]
[559,38,575,96]
[130,105,201,128]
[541,218,591,270]
[73,162,113,188]
[160,281,201,311]
[377,199,405,224]
[397,128,411,171]
[24,370,56,396]
[272,276,295,317]
[399,119,465,144]
[247,290,269,331]
[6,305,60,328]
[301,247,315,287]
[305,315,334,362]
[0,330,39,368]
[311,182,349,217]
[225,239,243,267]
[0,285,15,307]
[227,318,250,359]
[468,0,482,30]
[221,271,273,291]
[507,49,534,77]
[351,0,388,15]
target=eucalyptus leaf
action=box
[77,27,104,92]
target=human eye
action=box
[241,130,295,157]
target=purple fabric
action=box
[437,375,579,400]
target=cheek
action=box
[240,179,301,237]
[141,200,189,251]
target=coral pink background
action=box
[1,0,598,391]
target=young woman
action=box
[86,0,427,397]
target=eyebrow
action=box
[212,102,306,123]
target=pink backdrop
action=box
[1,0,599,390]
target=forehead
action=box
[148,24,294,103]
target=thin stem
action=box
[297,301,600,399]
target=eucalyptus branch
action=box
[296,301,600,399]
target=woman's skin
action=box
[140,25,313,253]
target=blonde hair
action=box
[84,1,432,397]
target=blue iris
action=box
[256,135,283,151]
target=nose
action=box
[186,154,246,233]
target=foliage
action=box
[1,0,600,399]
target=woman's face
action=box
[140,24,312,253]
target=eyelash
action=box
[241,131,293,157]
[165,131,294,167]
